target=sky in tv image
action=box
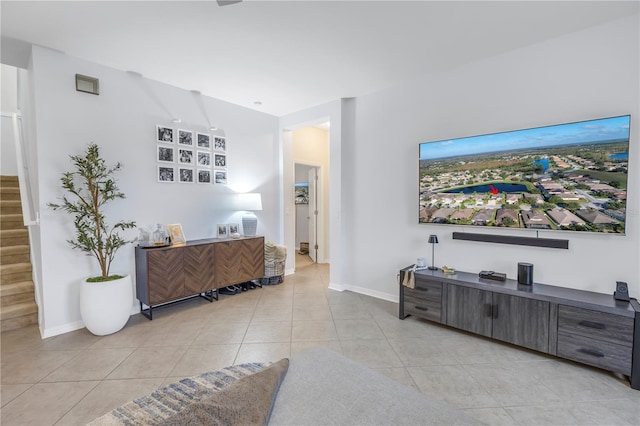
[420,115,630,161]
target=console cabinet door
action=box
[214,238,264,287]
[446,284,492,337]
[184,244,216,294]
[147,248,185,304]
[492,293,550,352]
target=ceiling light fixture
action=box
[209,126,217,131]
[253,101,263,106]
[172,118,182,124]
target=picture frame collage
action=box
[156,125,228,184]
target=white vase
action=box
[80,274,133,336]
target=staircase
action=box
[1,175,38,331]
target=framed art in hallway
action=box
[157,146,174,163]
[178,168,194,183]
[197,132,211,149]
[178,148,194,165]
[178,129,193,146]
[198,151,211,167]
[157,125,173,143]
[214,153,226,167]
[158,166,175,183]
[197,169,211,184]
[214,136,226,152]
[214,170,227,184]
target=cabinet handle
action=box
[414,305,429,312]
[577,348,605,358]
[484,304,492,317]
[578,320,605,330]
[415,287,430,292]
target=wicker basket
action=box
[263,260,285,285]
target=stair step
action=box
[0,200,22,215]
[1,312,38,332]
[1,262,32,276]
[1,270,32,284]
[2,290,35,306]
[1,280,34,297]
[0,301,38,320]
[0,176,19,186]
[0,187,21,201]
[0,213,26,230]
[0,229,28,247]
[0,245,30,265]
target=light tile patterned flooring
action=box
[1,254,639,425]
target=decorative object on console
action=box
[217,224,229,239]
[517,262,534,285]
[614,281,630,302]
[238,192,263,236]
[427,234,438,270]
[479,270,506,281]
[167,223,186,245]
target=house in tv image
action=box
[472,209,494,225]
[521,210,553,229]
[576,209,620,227]
[547,208,586,228]
[496,209,519,226]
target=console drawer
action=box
[406,279,442,303]
[558,305,634,347]
[557,331,632,376]
[404,295,441,323]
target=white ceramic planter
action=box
[80,274,133,336]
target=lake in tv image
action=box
[418,115,630,234]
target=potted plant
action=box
[48,143,136,335]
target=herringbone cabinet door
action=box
[148,249,184,304]
[184,245,215,294]
[214,238,264,286]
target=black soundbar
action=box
[452,232,569,249]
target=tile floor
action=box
[1,255,639,425]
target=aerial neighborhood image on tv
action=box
[419,115,630,234]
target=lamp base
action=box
[242,212,258,236]
[428,266,438,270]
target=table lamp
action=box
[237,193,262,236]
[428,234,439,270]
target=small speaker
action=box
[614,281,630,302]
[517,262,534,285]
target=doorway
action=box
[294,164,320,265]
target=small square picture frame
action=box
[197,151,211,167]
[167,223,186,245]
[197,169,211,184]
[178,167,194,183]
[158,165,175,183]
[214,153,226,168]
[157,146,174,163]
[214,170,227,185]
[157,125,174,143]
[178,148,194,165]
[178,129,193,146]
[217,224,228,239]
[214,136,226,152]
[228,223,239,235]
[197,133,211,149]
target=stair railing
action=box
[1,111,38,226]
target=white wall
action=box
[340,15,640,301]
[28,46,280,337]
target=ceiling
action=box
[2,1,638,116]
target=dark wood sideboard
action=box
[399,267,640,391]
[136,236,264,319]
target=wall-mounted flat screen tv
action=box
[419,115,630,234]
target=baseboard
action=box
[42,320,85,338]
[336,282,399,304]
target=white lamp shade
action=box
[236,193,262,211]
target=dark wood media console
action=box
[399,268,640,391]
[136,236,264,319]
